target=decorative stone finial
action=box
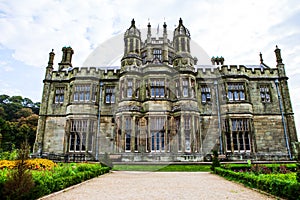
[179,18,183,25]
[259,52,263,64]
[48,49,55,66]
[274,45,283,64]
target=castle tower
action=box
[33,49,56,154]
[274,46,298,146]
[121,19,142,71]
[173,18,194,70]
[58,46,74,71]
[162,22,168,64]
[45,49,55,80]
[145,22,153,63]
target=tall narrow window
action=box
[175,80,180,98]
[191,79,195,98]
[54,87,64,104]
[260,85,271,102]
[69,119,89,152]
[227,83,245,101]
[150,117,165,152]
[142,51,147,64]
[105,86,115,104]
[181,38,186,52]
[153,49,162,62]
[134,118,139,152]
[184,116,191,152]
[222,119,231,152]
[125,117,132,152]
[88,121,95,152]
[120,80,124,99]
[91,85,97,102]
[201,85,211,103]
[182,78,189,97]
[175,39,179,52]
[129,38,134,53]
[127,80,133,98]
[175,117,181,151]
[135,80,140,98]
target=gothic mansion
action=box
[33,19,299,161]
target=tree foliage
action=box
[0,94,40,152]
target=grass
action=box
[112,164,211,172]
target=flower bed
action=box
[214,167,300,200]
[0,160,110,200]
[0,158,57,170]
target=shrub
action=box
[0,149,18,160]
[28,163,110,199]
[214,167,300,200]
[210,150,220,171]
[2,142,35,200]
[297,163,300,183]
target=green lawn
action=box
[112,164,211,172]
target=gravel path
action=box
[41,171,277,200]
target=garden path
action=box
[40,171,278,200]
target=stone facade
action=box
[33,19,299,161]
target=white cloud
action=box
[0,61,13,72]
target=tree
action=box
[16,108,33,119]
[0,94,40,151]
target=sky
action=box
[0,0,300,136]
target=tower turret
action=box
[146,22,153,63]
[58,46,74,71]
[162,22,168,64]
[275,45,286,77]
[172,18,194,69]
[45,49,55,80]
[121,19,142,71]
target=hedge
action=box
[214,167,300,200]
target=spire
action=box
[259,52,263,64]
[274,45,283,64]
[179,17,183,25]
[131,18,135,27]
[163,22,167,34]
[48,49,55,66]
[174,17,190,37]
[45,49,55,80]
[147,22,151,34]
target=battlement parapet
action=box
[195,64,278,78]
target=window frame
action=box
[182,78,189,97]
[259,84,271,103]
[54,87,65,104]
[227,82,246,102]
[73,84,92,102]
[200,85,211,104]
[105,86,116,104]
[150,79,165,98]
[150,116,166,152]
[223,118,251,153]
[69,119,95,153]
